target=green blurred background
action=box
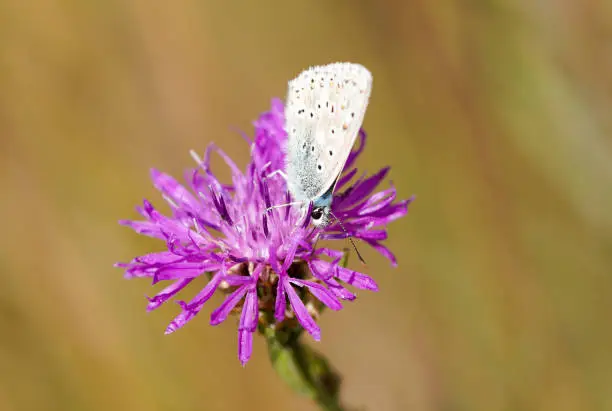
[1,1,611,410]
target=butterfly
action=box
[283,62,373,227]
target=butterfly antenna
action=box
[265,202,302,213]
[329,211,366,265]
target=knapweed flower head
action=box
[116,99,413,365]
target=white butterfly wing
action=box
[285,62,372,203]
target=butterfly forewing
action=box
[285,62,372,203]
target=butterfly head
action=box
[310,184,334,227]
[310,205,331,227]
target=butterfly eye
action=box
[329,150,333,156]
[317,164,322,171]
[311,208,323,220]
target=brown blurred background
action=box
[1,1,611,410]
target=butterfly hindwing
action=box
[285,62,372,203]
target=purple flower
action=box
[116,98,413,365]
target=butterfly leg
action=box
[298,204,308,221]
[265,169,289,182]
[262,170,308,223]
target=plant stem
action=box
[289,334,343,411]
[264,326,345,411]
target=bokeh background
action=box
[1,1,611,410]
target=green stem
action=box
[289,333,343,411]
[264,326,345,411]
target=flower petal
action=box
[335,266,379,291]
[325,278,356,301]
[165,271,223,333]
[147,278,194,311]
[274,276,287,322]
[119,219,164,239]
[283,278,321,340]
[358,188,397,214]
[239,288,258,332]
[337,167,390,208]
[313,248,345,259]
[184,271,224,309]
[354,230,387,241]
[342,128,366,172]
[282,236,300,272]
[335,167,358,191]
[364,239,398,266]
[290,279,342,310]
[238,329,254,366]
[308,259,336,281]
[210,284,249,326]
[223,275,255,286]
[150,168,200,212]
[153,262,219,283]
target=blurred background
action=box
[1,1,611,410]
